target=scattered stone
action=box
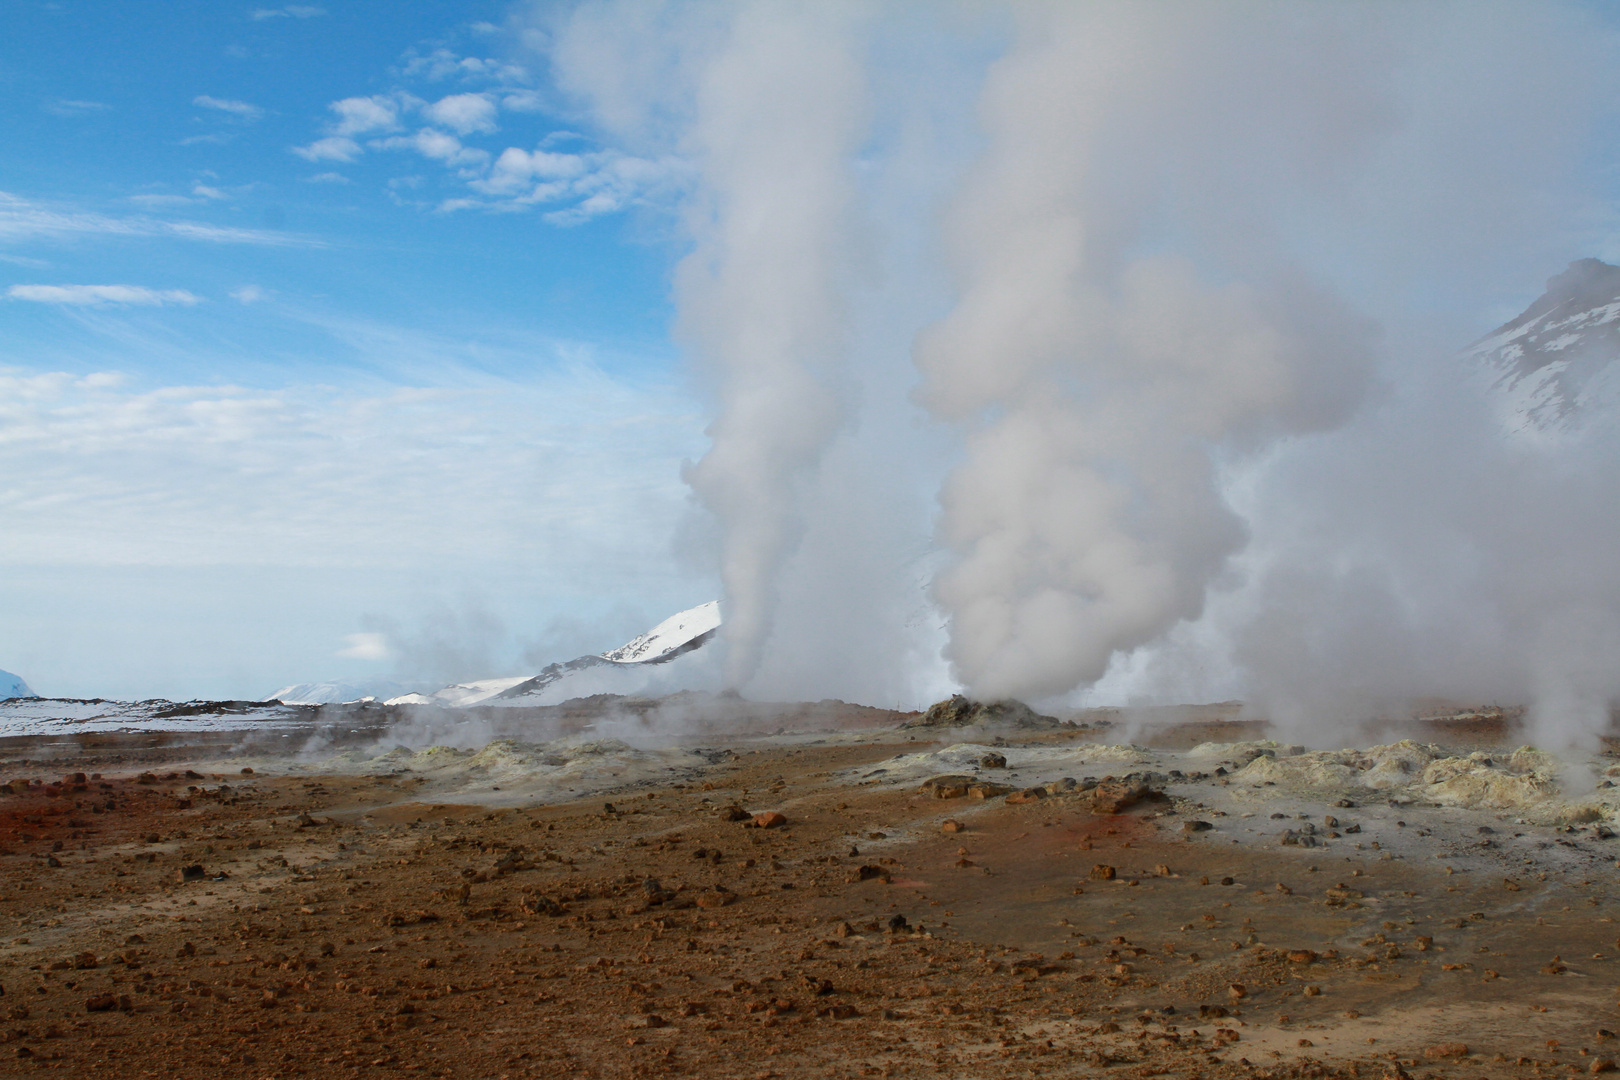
[978,752,1007,769]
[849,865,890,883]
[1090,781,1155,815]
[941,820,965,834]
[1424,1043,1469,1059]
[1182,820,1213,833]
[752,811,787,829]
[920,775,974,799]
[1005,787,1046,805]
[720,805,751,822]
[176,865,205,883]
[695,887,736,909]
[1089,864,1117,881]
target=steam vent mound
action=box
[901,694,1060,729]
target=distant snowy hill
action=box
[268,680,415,706]
[1469,258,1620,432]
[0,669,37,700]
[392,600,722,708]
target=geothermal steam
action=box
[544,1,1620,743]
[914,6,1379,699]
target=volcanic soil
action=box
[1,718,1618,1080]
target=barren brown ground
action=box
[0,719,1616,1080]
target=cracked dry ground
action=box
[2,741,1620,1080]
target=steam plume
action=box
[914,4,1379,700]
[542,1,1620,742]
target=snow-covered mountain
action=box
[401,601,721,708]
[1469,258,1620,432]
[265,602,720,708]
[268,679,416,706]
[601,601,720,664]
[1,668,37,700]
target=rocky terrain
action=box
[0,704,1618,1079]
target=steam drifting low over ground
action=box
[534,1,1620,747]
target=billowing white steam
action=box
[914,5,1379,698]
[549,1,870,689]
[541,1,1620,743]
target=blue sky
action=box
[0,1,711,699]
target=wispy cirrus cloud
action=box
[193,94,264,120]
[0,192,317,246]
[250,4,324,19]
[43,99,109,117]
[7,284,201,306]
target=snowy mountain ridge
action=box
[1468,257,1620,432]
[602,601,720,664]
[269,601,721,707]
[408,601,721,708]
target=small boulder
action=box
[1423,1043,1469,1059]
[753,811,787,829]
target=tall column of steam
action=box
[670,3,870,689]
[915,3,1374,703]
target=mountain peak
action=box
[1470,258,1620,431]
[1,668,37,700]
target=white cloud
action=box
[192,94,263,120]
[251,4,324,19]
[457,143,686,222]
[0,191,316,247]
[336,632,389,660]
[7,284,198,307]
[423,92,498,135]
[302,171,351,184]
[7,284,201,306]
[229,285,267,303]
[291,135,361,162]
[502,90,547,113]
[192,184,228,200]
[402,48,529,84]
[374,129,489,169]
[291,96,407,161]
[0,356,703,574]
[329,95,401,136]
